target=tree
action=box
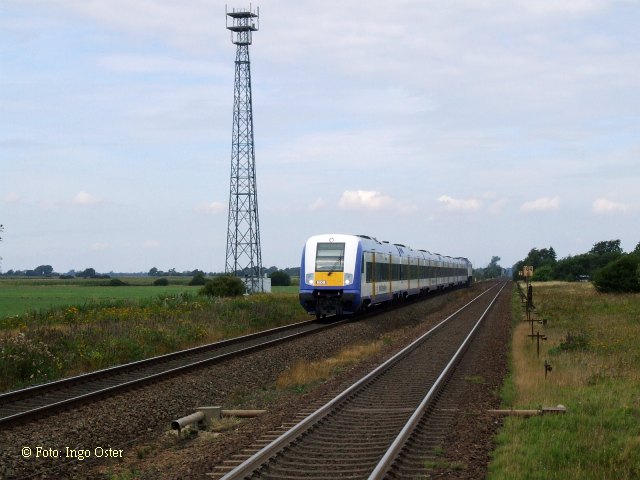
[483,256,503,279]
[199,275,245,297]
[33,265,54,276]
[552,254,592,281]
[589,240,622,256]
[532,265,553,281]
[78,267,96,278]
[269,270,291,286]
[149,267,159,276]
[522,247,557,269]
[189,271,207,286]
[592,254,640,293]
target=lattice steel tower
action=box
[224,5,263,293]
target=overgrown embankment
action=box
[0,292,307,392]
[489,282,640,479]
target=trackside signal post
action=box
[224,5,264,293]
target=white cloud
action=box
[72,191,102,206]
[520,196,560,212]
[4,192,20,203]
[592,197,629,214]
[338,190,414,212]
[437,195,482,212]
[195,202,226,214]
[91,242,109,251]
[308,198,325,211]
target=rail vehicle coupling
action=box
[313,289,343,317]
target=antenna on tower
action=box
[224,5,263,293]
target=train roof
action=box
[307,234,469,265]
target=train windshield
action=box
[315,242,345,272]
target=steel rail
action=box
[0,318,346,426]
[219,283,501,479]
[368,281,508,479]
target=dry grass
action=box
[512,282,640,402]
[276,341,383,389]
[489,282,640,479]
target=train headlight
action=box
[305,273,314,285]
[344,273,354,285]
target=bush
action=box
[592,254,640,293]
[269,270,291,286]
[0,333,61,389]
[199,276,245,297]
[189,272,207,286]
[108,278,128,287]
[532,265,553,282]
[153,278,169,286]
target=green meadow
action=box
[0,277,300,319]
[489,282,640,479]
[0,279,196,319]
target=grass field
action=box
[0,281,198,319]
[0,278,300,319]
[488,282,640,479]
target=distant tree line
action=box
[1,266,111,279]
[513,239,640,293]
[474,256,507,280]
[1,263,300,287]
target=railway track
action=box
[0,318,347,427]
[212,281,508,479]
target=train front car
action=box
[299,234,362,318]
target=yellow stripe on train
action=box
[313,272,344,287]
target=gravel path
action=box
[0,283,509,479]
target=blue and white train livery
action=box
[299,234,473,318]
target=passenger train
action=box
[299,234,473,318]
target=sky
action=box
[1,0,639,274]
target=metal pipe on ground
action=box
[222,409,266,418]
[172,411,205,431]
[172,406,222,434]
[488,405,566,417]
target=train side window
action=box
[392,262,400,281]
[376,262,387,282]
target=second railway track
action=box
[0,318,348,426]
